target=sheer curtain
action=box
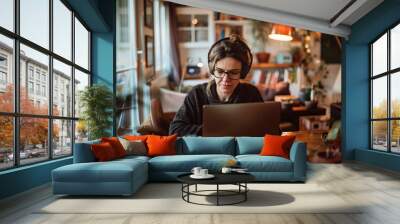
[154,1,181,85]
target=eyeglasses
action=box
[213,67,241,80]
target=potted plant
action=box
[250,20,272,63]
[79,84,113,140]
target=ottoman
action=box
[52,157,148,196]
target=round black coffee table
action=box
[177,173,255,206]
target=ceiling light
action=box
[269,24,293,41]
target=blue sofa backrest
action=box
[73,139,100,163]
[176,136,236,155]
[235,137,264,155]
[74,136,267,162]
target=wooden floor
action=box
[1,162,400,224]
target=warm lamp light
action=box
[269,24,293,41]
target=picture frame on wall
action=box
[145,35,154,67]
[144,0,153,28]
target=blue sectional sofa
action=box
[52,137,307,196]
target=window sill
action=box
[0,156,72,176]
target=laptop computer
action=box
[202,102,281,137]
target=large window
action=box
[370,23,400,153]
[0,0,91,171]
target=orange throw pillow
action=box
[124,135,148,142]
[260,134,296,159]
[146,134,177,157]
[101,137,126,158]
[91,142,117,161]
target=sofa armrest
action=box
[289,141,307,181]
[73,141,100,163]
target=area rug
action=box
[37,183,361,214]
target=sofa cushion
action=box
[53,158,147,183]
[260,134,296,159]
[177,137,235,155]
[148,154,235,172]
[115,155,150,163]
[119,138,147,156]
[91,142,118,161]
[123,135,148,142]
[147,134,177,157]
[236,137,263,155]
[236,155,293,172]
[101,137,127,158]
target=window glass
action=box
[391,120,400,153]
[20,44,49,115]
[20,0,49,49]
[75,120,88,143]
[0,116,13,170]
[195,29,208,42]
[391,72,400,118]
[74,18,89,70]
[0,0,14,31]
[391,24,400,70]
[177,14,191,27]
[53,59,72,117]
[20,117,49,165]
[0,35,13,113]
[53,0,72,60]
[372,121,388,151]
[372,77,387,119]
[372,34,387,76]
[194,15,208,27]
[0,0,92,169]
[53,119,72,157]
[74,69,89,118]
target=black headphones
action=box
[207,36,253,79]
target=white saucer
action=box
[190,174,215,179]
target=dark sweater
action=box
[169,81,263,136]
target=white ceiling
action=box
[166,0,384,38]
[226,0,352,23]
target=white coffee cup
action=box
[221,167,232,174]
[191,167,202,176]
[200,169,208,176]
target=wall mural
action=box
[115,2,343,163]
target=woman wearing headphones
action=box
[169,35,263,136]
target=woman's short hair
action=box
[208,35,253,79]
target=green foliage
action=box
[79,84,113,140]
[250,20,271,52]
